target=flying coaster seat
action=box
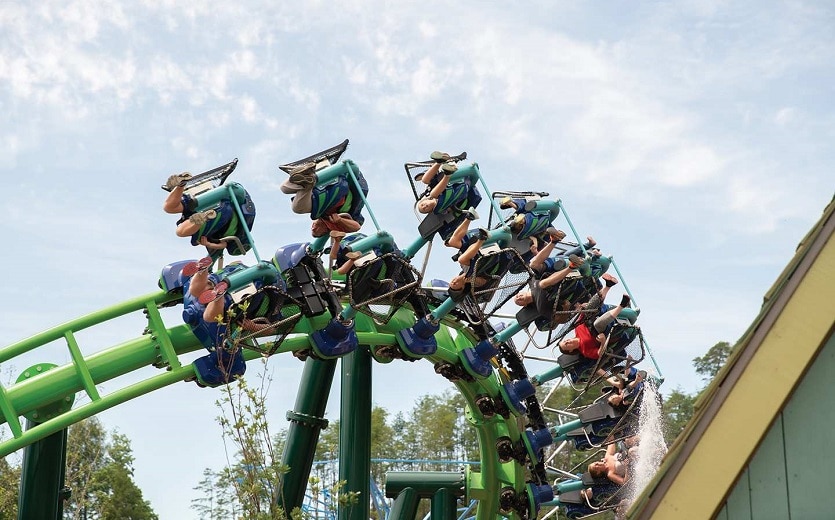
[346,250,423,324]
[281,139,366,226]
[565,384,643,450]
[204,188,257,259]
[558,471,624,519]
[581,309,644,390]
[487,190,555,257]
[456,245,531,325]
[404,153,482,242]
[514,272,601,352]
[186,263,251,386]
[163,158,256,259]
[220,281,304,357]
[269,141,358,353]
[273,242,343,322]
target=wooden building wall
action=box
[717,331,835,519]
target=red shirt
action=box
[575,323,601,359]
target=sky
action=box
[1,1,834,518]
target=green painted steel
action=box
[431,487,458,520]
[279,357,337,514]
[18,420,67,520]
[338,346,373,520]
[555,480,585,494]
[0,284,545,520]
[384,471,465,498]
[388,487,420,520]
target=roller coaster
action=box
[0,139,663,520]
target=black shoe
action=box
[620,294,631,308]
[477,228,489,241]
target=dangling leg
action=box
[176,209,217,238]
[591,294,631,333]
[445,218,472,250]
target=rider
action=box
[416,151,481,219]
[280,161,367,251]
[163,172,256,258]
[557,294,632,360]
[180,260,249,385]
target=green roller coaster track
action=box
[0,287,537,520]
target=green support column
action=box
[278,357,337,515]
[389,488,420,520]
[338,346,372,520]
[431,487,458,520]
[18,420,68,520]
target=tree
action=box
[661,388,696,445]
[0,456,20,518]
[65,417,108,519]
[192,466,249,520]
[693,341,734,383]
[64,418,157,520]
[212,369,288,519]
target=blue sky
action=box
[1,1,833,518]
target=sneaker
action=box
[601,273,619,287]
[461,207,479,221]
[198,280,229,305]
[620,294,631,308]
[164,172,192,190]
[545,227,566,243]
[477,228,490,241]
[330,230,347,239]
[441,162,458,175]
[511,213,526,231]
[430,151,451,163]
[188,209,217,226]
[288,170,317,189]
[499,197,516,210]
[345,250,364,260]
[568,254,585,268]
[286,161,316,176]
[182,256,213,277]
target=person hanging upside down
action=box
[587,442,628,487]
[607,367,647,408]
[557,294,632,360]
[445,227,516,302]
[163,172,256,257]
[280,162,366,253]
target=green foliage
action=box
[63,417,157,520]
[209,364,289,519]
[0,456,20,518]
[692,341,734,383]
[661,388,696,445]
[658,341,733,446]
